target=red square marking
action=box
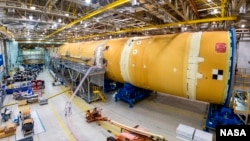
[215,43,226,53]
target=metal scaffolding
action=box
[50,58,105,103]
[234,68,250,89]
[232,90,250,125]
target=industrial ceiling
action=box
[0,0,249,47]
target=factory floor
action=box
[0,69,214,141]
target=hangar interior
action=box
[0,0,250,141]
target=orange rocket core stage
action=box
[57,31,231,104]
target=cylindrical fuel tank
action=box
[57,31,233,104]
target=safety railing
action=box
[234,68,250,89]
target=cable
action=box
[64,64,104,141]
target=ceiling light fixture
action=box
[29,15,33,20]
[58,19,62,23]
[211,9,220,15]
[131,0,138,6]
[241,24,245,28]
[65,13,69,16]
[86,0,91,4]
[53,23,58,28]
[30,6,36,10]
[182,26,187,32]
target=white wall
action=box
[237,41,250,69]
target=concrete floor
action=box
[0,69,213,141]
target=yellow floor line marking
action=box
[46,88,71,99]
[48,103,75,141]
[3,102,17,107]
[97,121,120,136]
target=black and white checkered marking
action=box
[212,69,223,80]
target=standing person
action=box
[68,102,72,116]
[92,107,99,118]
[64,103,68,117]
[19,111,22,121]
[64,102,72,117]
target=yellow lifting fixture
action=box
[44,0,130,40]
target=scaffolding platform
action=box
[234,68,250,89]
[233,90,250,124]
[50,58,105,103]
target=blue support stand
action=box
[205,104,243,132]
[115,83,152,108]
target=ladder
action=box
[93,86,106,102]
